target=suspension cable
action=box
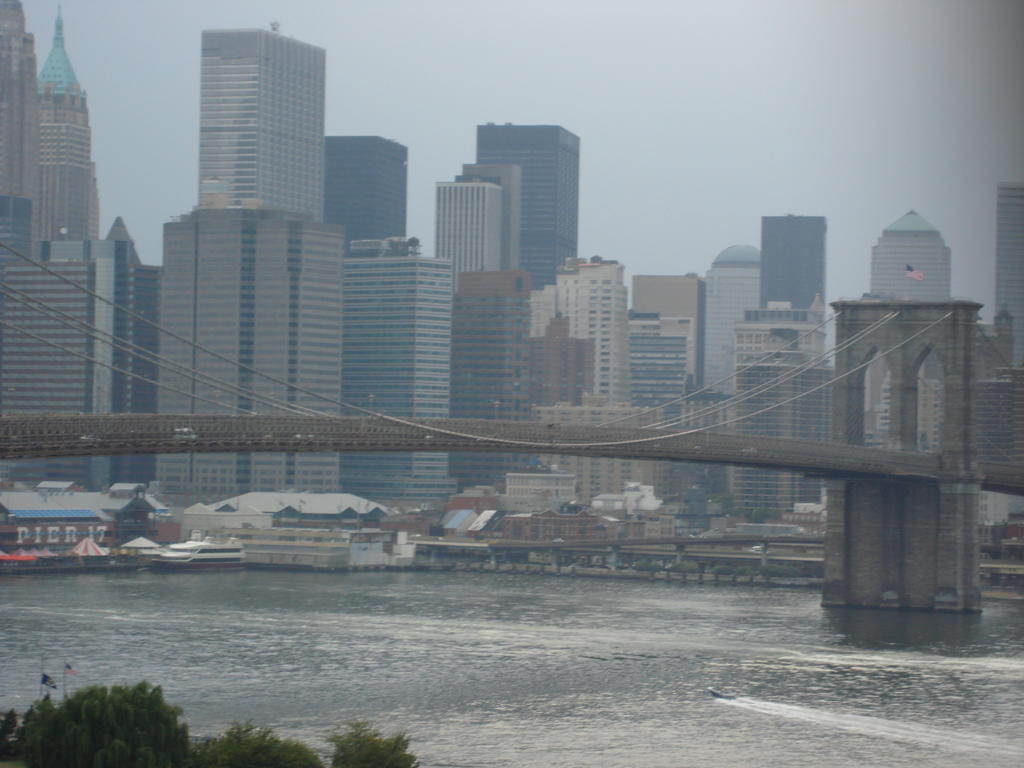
[0,282,329,418]
[596,310,840,427]
[642,311,898,430]
[494,310,956,451]
[0,317,246,415]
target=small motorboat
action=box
[707,688,735,700]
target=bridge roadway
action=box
[0,413,1020,494]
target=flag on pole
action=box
[64,662,78,676]
[905,264,924,281]
[40,673,57,689]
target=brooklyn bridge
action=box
[1,282,1022,612]
[1,413,1020,495]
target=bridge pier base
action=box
[823,478,980,612]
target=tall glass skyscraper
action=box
[996,183,1024,364]
[476,124,579,289]
[760,215,826,310]
[158,208,344,503]
[341,238,454,503]
[198,29,325,219]
[0,1,38,216]
[323,136,407,243]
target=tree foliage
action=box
[327,720,419,768]
[21,682,189,768]
[189,722,323,768]
[0,708,18,758]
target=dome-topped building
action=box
[705,245,762,394]
[713,244,760,266]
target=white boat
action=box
[151,536,245,570]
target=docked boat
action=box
[707,688,735,700]
[151,536,245,570]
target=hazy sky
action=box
[21,0,1024,317]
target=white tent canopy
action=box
[120,536,161,549]
[69,537,109,557]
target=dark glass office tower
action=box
[323,136,407,243]
[760,215,827,309]
[476,124,579,289]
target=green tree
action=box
[327,721,419,768]
[21,682,189,768]
[0,708,18,757]
[189,722,323,768]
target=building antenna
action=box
[270,21,280,33]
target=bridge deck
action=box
[0,414,1019,493]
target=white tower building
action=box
[555,256,630,403]
[198,28,325,219]
[435,181,503,283]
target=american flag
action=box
[905,264,924,281]
[64,662,78,675]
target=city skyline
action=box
[17,0,1024,318]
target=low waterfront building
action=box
[0,481,167,551]
[223,527,415,570]
[184,491,391,538]
[500,509,612,541]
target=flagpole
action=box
[39,654,43,699]
[62,659,66,700]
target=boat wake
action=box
[715,697,1020,757]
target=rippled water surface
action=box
[2,570,1022,767]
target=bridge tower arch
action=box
[824,300,982,612]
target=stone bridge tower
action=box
[823,300,982,612]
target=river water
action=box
[1,569,1021,767]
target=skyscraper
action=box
[341,238,453,502]
[435,179,503,280]
[158,208,344,502]
[528,316,594,407]
[198,29,325,219]
[996,183,1024,364]
[457,163,521,270]
[870,211,951,300]
[476,123,579,289]
[0,1,38,212]
[0,218,158,487]
[37,10,99,241]
[760,215,826,309]
[450,270,532,489]
[555,257,630,404]
[631,274,706,388]
[451,271,531,421]
[323,136,407,243]
[704,244,761,394]
[730,301,830,515]
[0,193,31,259]
[628,311,695,418]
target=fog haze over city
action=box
[21,0,1024,315]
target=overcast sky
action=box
[22,0,1024,317]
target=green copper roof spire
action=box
[38,8,81,95]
